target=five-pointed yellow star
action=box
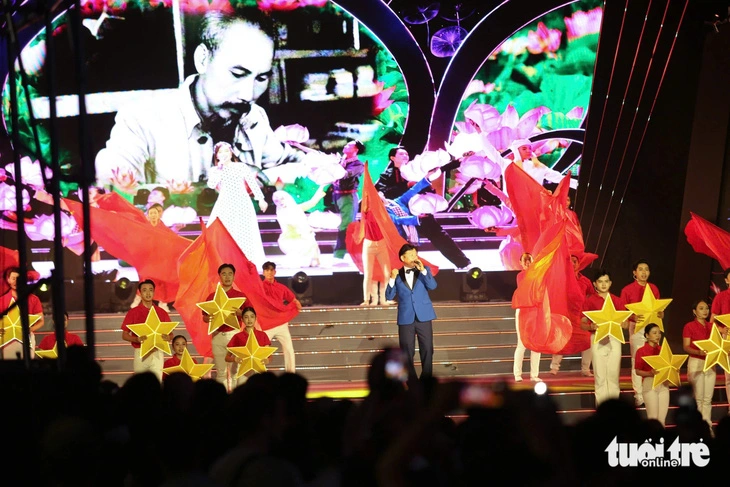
[162,348,213,381]
[694,323,730,372]
[624,284,672,333]
[583,295,633,344]
[197,283,246,334]
[1,298,42,348]
[126,307,178,358]
[227,331,277,379]
[36,342,61,359]
[642,339,688,389]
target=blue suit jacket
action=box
[385,266,437,325]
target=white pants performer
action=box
[1,333,35,360]
[629,322,646,404]
[550,348,593,375]
[133,347,163,382]
[642,377,669,426]
[265,323,295,373]
[362,239,389,305]
[513,309,541,380]
[591,335,621,406]
[212,330,237,392]
[687,356,716,427]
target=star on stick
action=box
[693,323,730,372]
[197,283,246,334]
[642,339,688,389]
[227,331,277,379]
[126,307,178,358]
[583,295,633,344]
[162,348,213,381]
[624,284,672,333]
[35,342,60,359]
[1,298,42,348]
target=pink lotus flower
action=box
[0,168,6,182]
[110,168,138,193]
[372,82,396,117]
[0,182,30,211]
[462,80,496,100]
[499,235,524,271]
[496,36,529,56]
[527,22,562,55]
[566,106,584,119]
[469,205,514,229]
[274,124,310,144]
[5,157,52,190]
[161,206,197,226]
[448,172,483,195]
[454,103,550,152]
[166,179,194,194]
[25,212,77,242]
[302,151,345,185]
[459,155,501,181]
[180,0,233,14]
[565,7,603,42]
[399,150,451,182]
[299,0,328,6]
[409,193,448,216]
[257,0,300,11]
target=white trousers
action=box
[363,239,389,304]
[629,323,646,400]
[212,330,237,392]
[550,348,593,373]
[592,335,622,406]
[265,323,295,373]
[687,357,716,427]
[513,309,540,379]
[642,377,669,426]
[1,333,35,360]
[133,347,163,382]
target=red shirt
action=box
[227,328,272,348]
[635,342,661,372]
[582,293,624,312]
[364,211,384,241]
[682,319,712,359]
[203,288,247,333]
[163,353,199,379]
[711,289,730,328]
[620,281,660,322]
[121,304,173,348]
[38,331,84,350]
[0,291,43,317]
[262,279,296,306]
[576,273,596,297]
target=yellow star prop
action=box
[36,342,61,359]
[641,339,688,389]
[693,323,730,372]
[227,330,277,379]
[624,284,672,333]
[196,283,246,334]
[1,298,42,348]
[162,348,213,381]
[126,307,178,358]
[583,295,633,344]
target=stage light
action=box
[110,278,136,312]
[460,267,487,302]
[534,381,547,395]
[290,271,313,307]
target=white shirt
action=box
[389,266,424,289]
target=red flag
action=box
[685,212,730,270]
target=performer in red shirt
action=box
[226,306,272,387]
[37,312,84,350]
[1,267,44,360]
[202,264,247,392]
[580,270,626,406]
[259,262,300,373]
[634,323,669,425]
[619,259,661,407]
[683,299,715,428]
[710,268,730,419]
[121,279,173,381]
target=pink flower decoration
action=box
[408,193,448,216]
[257,0,300,11]
[5,157,51,190]
[161,206,197,226]
[299,0,328,7]
[565,7,603,41]
[0,182,30,211]
[459,155,501,181]
[25,212,77,242]
[462,102,501,133]
[462,80,496,99]
[448,172,482,195]
[147,189,166,206]
[166,179,194,194]
[274,124,311,144]
[400,150,451,182]
[0,168,6,182]
[496,37,529,56]
[110,167,139,193]
[499,235,524,271]
[372,82,396,116]
[566,106,584,119]
[527,22,562,55]
[302,151,345,185]
[469,205,514,229]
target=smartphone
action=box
[384,349,409,383]
[459,383,499,408]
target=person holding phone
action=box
[385,244,438,380]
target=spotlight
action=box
[289,271,313,307]
[534,381,547,395]
[110,278,136,312]
[460,267,487,302]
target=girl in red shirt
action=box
[226,307,272,388]
[634,323,669,425]
[682,299,715,428]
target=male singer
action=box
[385,244,437,379]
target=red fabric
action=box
[620,281,660,324]
[38,331,84,349]
[712,289,730,321]
[576,274,596,297]
[346,164,438,281]
[565,210,598,271]
[0,291,43,316]
[685,212,730,270]
[504,164,555,254]
[682,319,712,359]
[635,343,660,372]
[121,304,172,349]
[262,280,296,308]
[202,288,246,334]
[363,211,384,241]
[163,354,198,368]
[63,193,191,303]
[227,328,272,348]
[583,293,624,312]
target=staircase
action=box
[36,301,730,426]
